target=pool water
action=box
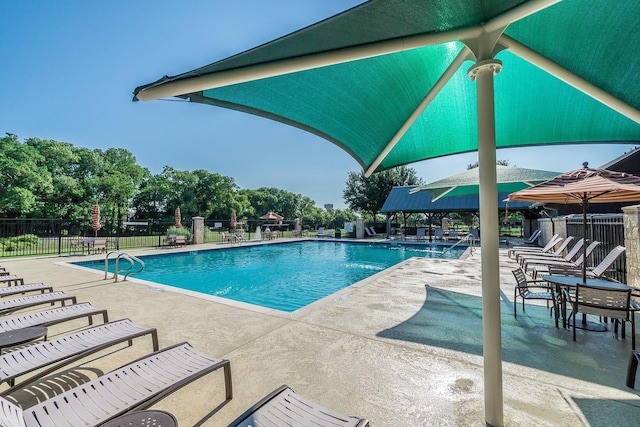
[74,241,465,312]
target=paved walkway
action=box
[1,240,639,426]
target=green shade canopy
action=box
[410,165,560,200]
[134,0,640,175]
[133,2,640,425]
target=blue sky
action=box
[1,1,635,210]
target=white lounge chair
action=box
[0,302,108,333]
[0,319,158,391]
[0,342,232,426]
[229,385,368,427]
[0,291,76,315]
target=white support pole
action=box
[469,58,504,427]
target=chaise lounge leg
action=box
[627,351,640,388]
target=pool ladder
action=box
[442,234,476,254]
[104,251,145,282]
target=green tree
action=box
[0,134,53,217]
[466,159,511,169]
[343,166,423,218]
[94,148,148,228]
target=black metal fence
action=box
[566,214,626,283]
[0,218,305,257]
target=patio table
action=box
[542,275,631,330]
[0,326,47,354]
[101,410,178,427]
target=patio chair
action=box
[567,283,635,349]
[175,235,187,247]
[0,283,52,298]
[0,319,158,392]
[316,227,331,237]
[165,234,177,247]
[512,268,557,320]
[0,291,76,315]
[0,302,108,333]
[529,241,601,278]
[0,342,232,427]
[91,238,108,254]
[228,385,369,427]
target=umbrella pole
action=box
[471,56,504,427]
[582,196,589,283]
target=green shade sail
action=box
[135,0,640,175]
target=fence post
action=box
[623,205,640,294]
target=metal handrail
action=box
[104,251,145,282]
[115,253,145,282]
[104,251,120,280]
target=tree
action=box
[0,134,53,217]
[343,166,423,217]
[467,159,511,169]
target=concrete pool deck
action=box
[1,239,639,426]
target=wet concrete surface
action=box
[0,238,638,426]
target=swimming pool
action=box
[74,241,466,312]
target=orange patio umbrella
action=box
[230,210,237,230]
[90,204,101,237]
[174,207,182,228]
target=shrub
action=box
[165,226,191,238]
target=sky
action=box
[1,1,636,211]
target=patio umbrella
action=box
[230,210,237,230]
[133,2,640,425]
[174,207,182,229]
[410,165,560,201]
[90,204,101,237]
[508,163,640,283]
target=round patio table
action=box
[0,326,48,354]
[542,275,631,331]
[101,410,178,427]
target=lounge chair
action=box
[0,291,76,315]
[514,236,572,263]
[467,228,479,242]
[0,319,158,391]
[0,283,52,298]
[416,228,427,240]
[508,233,560,259]
[228,385,369,427]
[0,275,25,287]
[519,238,583,269]
[0,342,231,426]
[529,241,601,278]
[434,228,445,241]
[316,227,331,237]
[544,246,627,280]
[0,302,108,333]
[447,230,459,241]
[518,238,582,268]
[522,229,542,245]
[367,227,385,237]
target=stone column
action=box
[622,205,640,293]
[356,218,365,239]
[192,216,204,245]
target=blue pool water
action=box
[74,241,465,312]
